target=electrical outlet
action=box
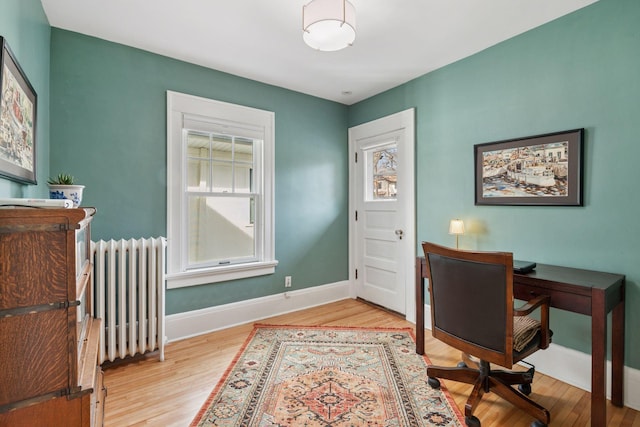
[285,276,292,288]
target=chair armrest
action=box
[514,294,551,349]
[514,295,550,316]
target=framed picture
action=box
[474,128,584,206]
[0,36,37,184]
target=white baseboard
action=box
[524,343,640,411]
[421,304,640,411]
[165,280,350,342]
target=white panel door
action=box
[349,109,415,318]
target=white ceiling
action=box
[41,0,598,105]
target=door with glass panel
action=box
[349,109,415,317]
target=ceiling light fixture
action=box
[303,0,356,52]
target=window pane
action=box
[207,135,232,192]
[235,138,254,163]
[234,164,252,194]
[186,132,210,154]
[372,146,398,199]
[211,135,233,160]
[211,161,233,193]
[186,132,211,191]
[187,158,210,191]
[235,138,254,194]
[187,195,256,266]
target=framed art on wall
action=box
[474,128,584,206]
[0,36,37,184]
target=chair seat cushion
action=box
[513,316,540,352]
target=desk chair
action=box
[422,242,551,427]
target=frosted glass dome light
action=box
[303,0,356,52]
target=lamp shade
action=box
[448,219,465,235]
[303,0,356,51]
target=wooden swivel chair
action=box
[422,242,551,427]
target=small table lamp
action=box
[449,219,465,249]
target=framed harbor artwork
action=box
[474,129,584,206]
[0,36,37,184]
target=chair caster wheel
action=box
[427,377,441,389]
[465,415,481,427]
[531,420,547,427]
[457,361,468,368]
[518,383,532,395]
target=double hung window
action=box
[167,91,276,288]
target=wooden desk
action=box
[415,256,625,427]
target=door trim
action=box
[348,108,416,323]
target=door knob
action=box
[395,229,404,240]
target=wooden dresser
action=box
[0,207,105,427]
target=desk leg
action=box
[611,297,625,407]
[416,259,425,355]
[591,291,606,427]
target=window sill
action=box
[166,260,279,289]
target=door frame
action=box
[348,108,416,323]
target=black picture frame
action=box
[474,129,584,206]
[0,36,37,184]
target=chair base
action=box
[427,359,550,427]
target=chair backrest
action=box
[422,241,515,368]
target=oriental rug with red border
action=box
[191,324,464,426]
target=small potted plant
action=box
[47,173,85,207]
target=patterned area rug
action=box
[191,324,463,426]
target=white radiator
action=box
[91,237,167,364]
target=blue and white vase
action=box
[48,184,85,208]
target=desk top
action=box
[417,256,624,290]
[514,263,624,291]
[513,263,624,314]
[417,256,625,316]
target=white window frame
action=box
[166,91,277,288]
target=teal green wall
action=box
[8,0,638,369]
[49,29,350,315]
[0,0,50,197]
[350,0,640,368]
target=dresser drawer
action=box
[0,309,70,407]
[0,229,67,310]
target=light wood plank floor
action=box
[103,299,639,426]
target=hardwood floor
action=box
[103,299,639,426]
